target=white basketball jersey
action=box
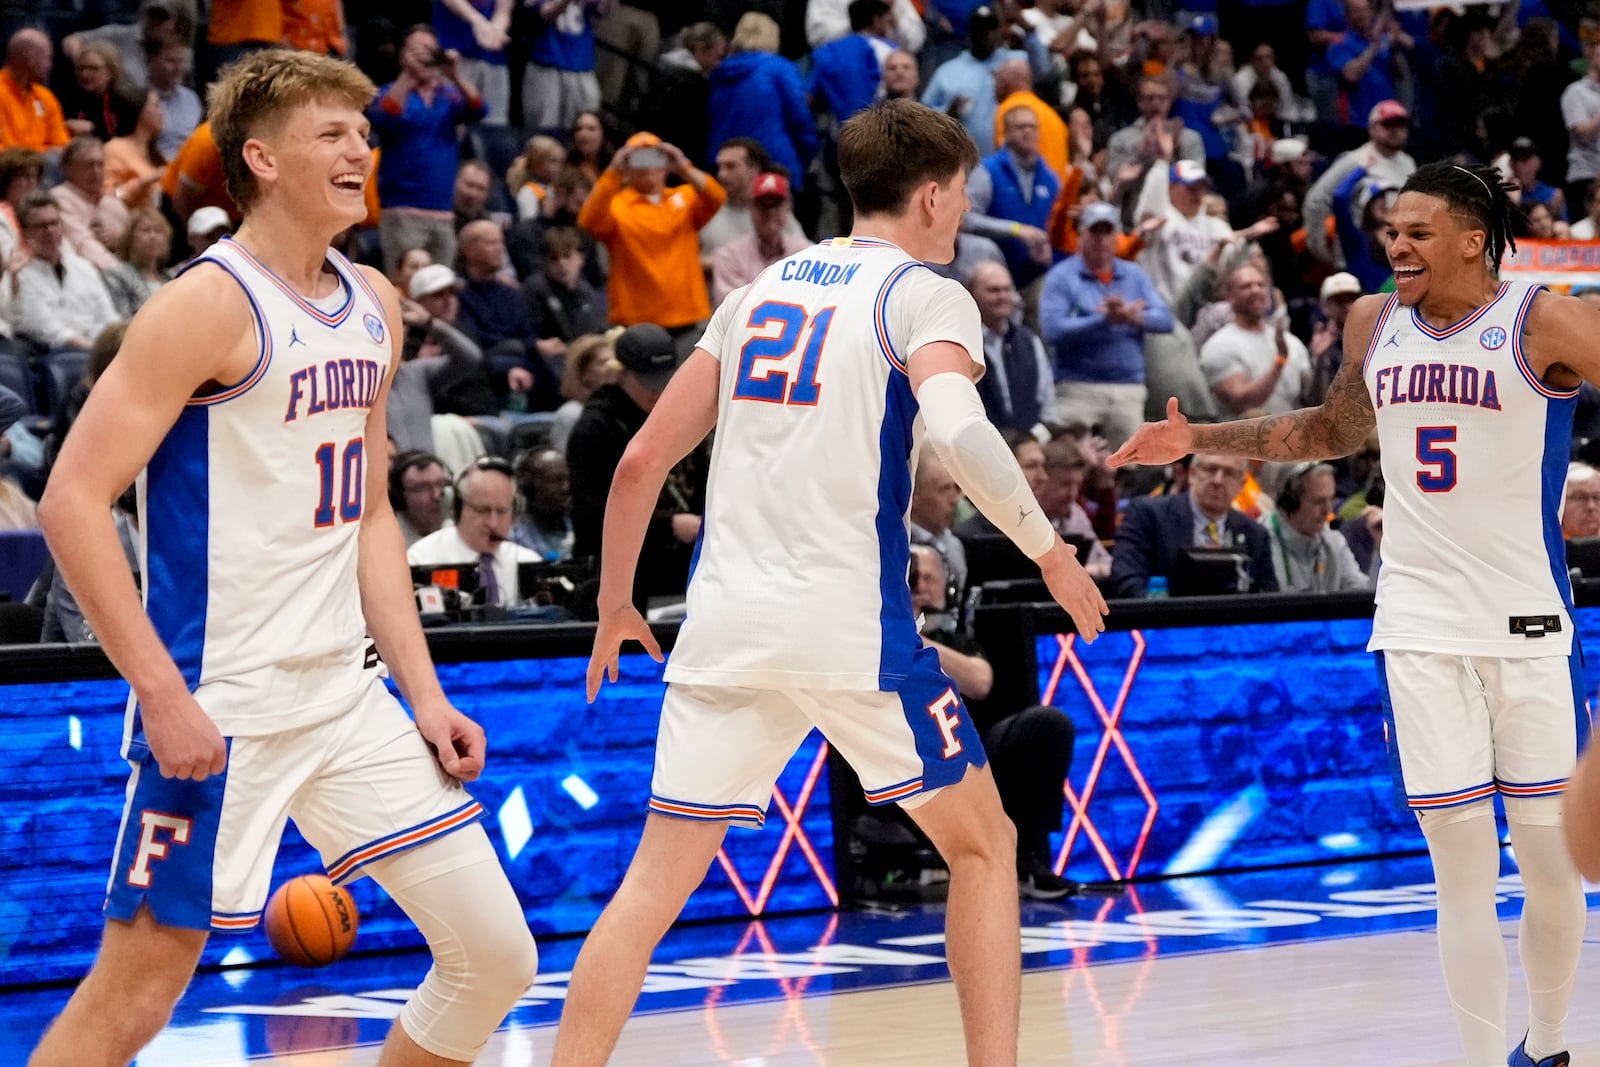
[135,238,392,735]
[665,237,985,691]
[1362,280,1577,657]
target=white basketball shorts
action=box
[1375,650,1592,812]
[105,669,485,931]
[650,644,986,828]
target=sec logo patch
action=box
[363,313,385,344]
[1479,326,1507,350]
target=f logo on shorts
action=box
[128,811,194,888]
[927,689,964,759]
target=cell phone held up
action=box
[426,47,447,67]
[628,146,669,169]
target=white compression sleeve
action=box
[1417,803,1509,1065]
[367,825,539,1060]
[917,371,1056,560]
[1504,808,1586,1060]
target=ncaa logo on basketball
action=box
[363,313,385,344]
[1479,326,1507,350]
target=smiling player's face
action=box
[256,100,373,232]
[1385,192,1482,308]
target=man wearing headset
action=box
[407,458,541,607]
[1265,462,1370,594]
[390,450,453,548]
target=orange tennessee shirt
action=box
[578,168,727,329]
[209,0,285,46]
[283,0,348,55]
[161,123,239,221]
[0,70,69,153]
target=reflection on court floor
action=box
[4,852,1598,1066]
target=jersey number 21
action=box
[733,302,834,406]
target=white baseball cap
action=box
[1320,272,1361,301]
[186,206,231,238]
[409,264,460,300]
[1078,201,1121,231]
[1270,138,1309,165]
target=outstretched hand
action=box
[586,603,664,702]
[1108,397,1195,468]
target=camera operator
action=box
[369,24,486,276]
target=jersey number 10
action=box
[733,302,835,406]
[313,437,365,527]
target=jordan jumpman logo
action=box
[289,325,306,347]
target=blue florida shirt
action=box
[368,82,486,211]
[529,0,600,71]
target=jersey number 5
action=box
[733,302,834,406]
[313,437,365,527]
[1415,426,1457,493]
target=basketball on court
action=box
[263,875,359,968]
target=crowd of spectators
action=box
[5,0,1600,651]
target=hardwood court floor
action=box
[8,854,1600,1066]
[192,921,1600,1067]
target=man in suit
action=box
[1109,452,1277,598]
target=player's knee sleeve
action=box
[1507,817,1582,898]
[398,860,537,1059]
[370,828,538,1060]
[1416,798,1496,834]
[1504,793,1564,828]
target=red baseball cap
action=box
[752,172,791,204]
[1368,100,1409,125]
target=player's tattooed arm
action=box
[1190,354,1376,461]
[1112,293,1383,469]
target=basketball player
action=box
[555,99,1108,1067]
[29,52,536,1067]
[1111,161,1591,1067]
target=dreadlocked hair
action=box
[1398,161,1521,273]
